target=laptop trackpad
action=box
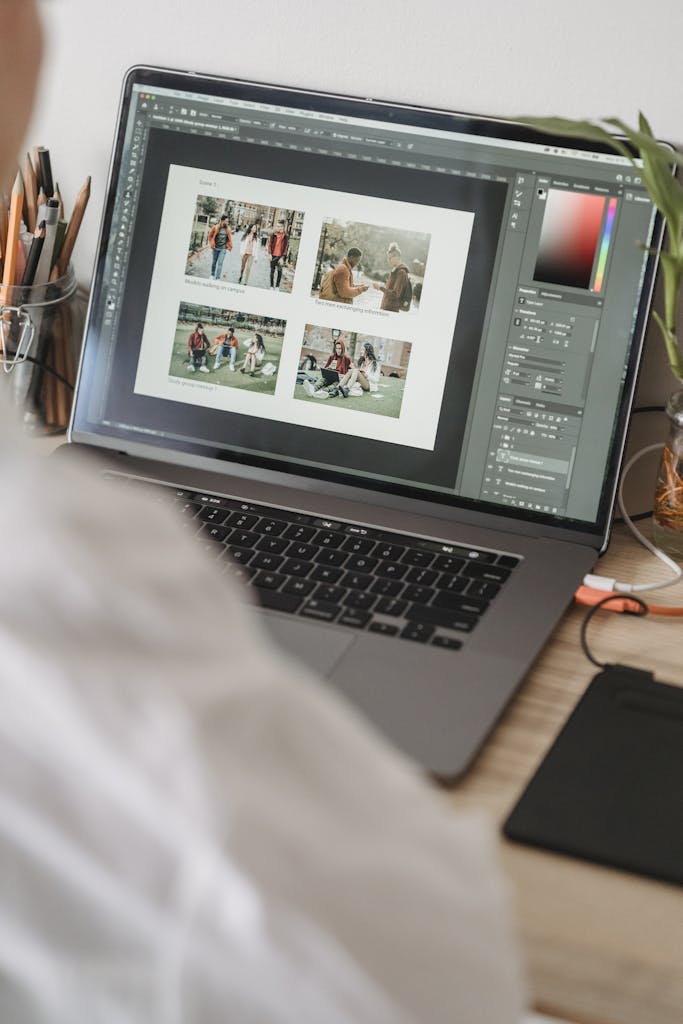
[261,613,355,677]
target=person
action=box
[303,337,351,398]
[212,326,238,371]
[208,214,233,279]
[267,218,289,289]
[318,246,369,304]
[238,222,260,285]
[0,5,524,1021]
[337,340,382,398]
[372,243,412,312]
[240,331,266,375]
[187,322,211,372]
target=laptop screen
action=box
[73,67,660,534]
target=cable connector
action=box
[575,585,644,613]
[583,573,617,592]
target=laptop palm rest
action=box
[262,613,356,677]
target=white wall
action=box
[27,0,683,423]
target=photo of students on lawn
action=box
[294,325,411,418]
[169,302,285,396]
[311,219,430,314]
[185,197,304,293]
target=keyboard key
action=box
[226,511,259,530]
[375,597,408,617]
[313,584,346,604]
[282,578,316,597]
[199,506,230,524]
[433,555,465,574]
[252,570,287,590]
[287,541,316,561]
[431,635,463,650]
[315,548,348,567]
[406,567,438,587]
[402,548,434,567]
[369,621,400,637]
[259,518,287,536]
[432,592,488,615]
[374,542,406,561]
[342,536,375,555]
[256,535,289,555]
[405,604,477,632]
[346,555,378,574]
[401,621,435,643]
[179,500,203,517]
[251,552,285,572]
[435,574,468,593]
[339,609,372,629]
[202,524,230,543]
[462,563,511,583]
[402,584,435,604]
[375,561,408,580]
[340,571,373,590]
[497,555,521,569]
[230,529,259,548]
[254,588,303,613]
[226,545,254,564]
[371,578,404,598]
[467,580,501,600]
[343,591,376,611]
[311,565,344,584]
[315,530,345,548]
[224,563,256,584]
[300,600,341,623]
[282,558,314,578]
[283,524,316,542]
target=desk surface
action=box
[449,525,683,1024]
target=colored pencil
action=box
[53,175,90,278]
[1,171,25,304]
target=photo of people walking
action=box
[294,324,412,418]
[169,301,286,396]
[185,196,304,293]
[311,219,430,314]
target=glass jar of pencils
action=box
[652,388,683,559]
[0,265,86,433]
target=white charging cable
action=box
[583,442,683,594]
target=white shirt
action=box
[0,398,525,1023]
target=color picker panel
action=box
[534,191,606,290]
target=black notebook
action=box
[503,664,683,887]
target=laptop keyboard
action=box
[116,477,520,650]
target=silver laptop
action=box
[62,66,663,779]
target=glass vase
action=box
[652,389,683,559]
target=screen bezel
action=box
[71,64,664,549]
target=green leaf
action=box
[517,115,635,162]
[651,311,683,381]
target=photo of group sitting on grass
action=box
[294,325,411,418]
[169,301,286,396]
[311,219,430,315]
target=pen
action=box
[53,175,90,279]
[23,151,38,233]
[37,147,54,199]
[21,220,46,286]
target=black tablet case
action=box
[503,665,683,887]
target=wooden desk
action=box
[449,525,683,1024]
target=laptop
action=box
[62,65,663,779]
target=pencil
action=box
[37,186,47,211]
[23,151,38,232]
[53,181,64,219]
[53,175,90,278]
[21,220,46,286]
[1,171,24,305]
[0,194,8,269]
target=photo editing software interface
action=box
[84,79,656,525]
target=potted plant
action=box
[523,114,683,556]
